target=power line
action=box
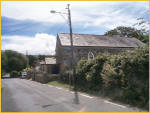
[2,9,70,55]
[3,13,58,34]
[3,22,38,34]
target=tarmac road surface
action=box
[1,78,146,112]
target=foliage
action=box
[101,46,149,108]
[28,55,38,67]
[104,26,149,44]
[10,71,19,78]
[76,46,149,109]
[47,80,74,89]
[38,55,45,61]
[76,54,107,90]
[1,50,28,73]
[23,67,32,72]
[60,70,73,84]
[76,60,90,85]
[1,51,8,75]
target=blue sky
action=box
[1,1,149,55]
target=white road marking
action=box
[22,80,93,99]
[48,85,53,88]
[70,91,74,94]
[79,93,93,99]
[65,89,69,92]
[104,100,126,108]
[55,87,62,90]
[30,82,40,87]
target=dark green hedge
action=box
[10,71,19,78]
[76,46,149,109]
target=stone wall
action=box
[31,72,59,83]
[25,71,32,79]
[56,44,135,74]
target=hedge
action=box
[10,71,19,78]
[76,46,149,109]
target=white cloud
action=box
[2,1,149,23]
[2,33,56,55]
[1,1,149,33]
[2,2,148,55]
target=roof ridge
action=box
[58,32,105,36]
[58,33,139,40]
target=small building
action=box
[40,57,59,74]
[55,33,145,74]
[32,57,59,83]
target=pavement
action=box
[1,78,146,112]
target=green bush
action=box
[76,59,91,85]
[60,70,73,84]
[76,46,149,109]
[86,55,107,90]
[76,54,107,90]
[101,46,149,108]
[2,50,28,73]
[10,71,19,78]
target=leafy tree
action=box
[133,18,149,34]
[1,51,8,75]
[104,26,148,43]
[2,50,28,73]
[38,55,45,61]
[28,55,38,66]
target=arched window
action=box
[88,51,94,60]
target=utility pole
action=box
[26,50,29,68]
[50,4,76,89]
[50,5,79,104]
[67,5,79,104]
[67,4,76,90]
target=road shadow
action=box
[73,89,79,104]
[73,75,80,104]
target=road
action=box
[1,78,145,112]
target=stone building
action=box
[32,57,59,83]
[55,33,145,74]
[40,57,59,74]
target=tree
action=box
[2,50,28,73]
[104,26,148,44]
[8,57,24,72]
[28,55,38,67]
[38,55,45,61]
[1,51,8,75]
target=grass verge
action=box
[47,80,148,111]
[47,80,74,89]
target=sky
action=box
[1,1,149,55]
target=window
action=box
[88,51,94,60]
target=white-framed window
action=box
[88,51,94,60]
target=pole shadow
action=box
[73,74,80,104]
[73,89,79,104]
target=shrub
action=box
[86,55,107,90]
[2,50,28,73]
[76,59,91,85]
[76,46,149,109]
[101,46,149,108]
[76,54,108,90]
[60,70,73,84]
[10,71,19,78]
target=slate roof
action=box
[40,61,45,65]
[45,57,56,64]
[58,33,145,47]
